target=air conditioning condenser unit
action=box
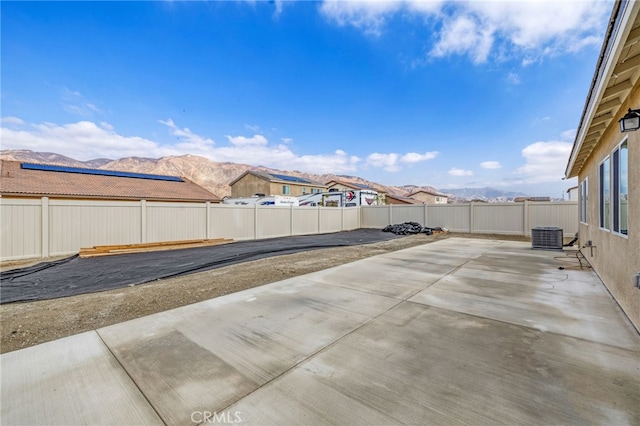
[531,227,563,250]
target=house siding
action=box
[410,192,448,204]
[230,174,271,198]
[578,83,640,330]
[231,173,325,197]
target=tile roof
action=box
[0,160,220,202]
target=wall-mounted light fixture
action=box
[618,108,640,132]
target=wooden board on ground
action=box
[79,238,233,258]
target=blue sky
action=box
[1,1,613,196]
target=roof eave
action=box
[566,1,638,178]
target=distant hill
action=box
[443,187,527,202]
[0,150,441,199]
[1,149,112,169]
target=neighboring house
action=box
[407,190,448,204]
[230,170,326,198]
[513,196,552,202]
[326,180,376,192]
[566,186,579,201]
[565,0,640,331]
[385,194,421,205]
[0,160,220,202]
[325,179,382,204]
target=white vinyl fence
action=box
[0,198,361,261]
[361,202,578,237]
[1,198,577,262]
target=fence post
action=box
[423,203,428,226]
[140,200,147,243]
[469,202,475,233]
[389,204,393,225]
[41,197,49,258]
[206,201,211,239]
[254,203,259,240]
[290,204,294,236]
[523,200,530,236]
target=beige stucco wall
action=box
[231,174,326,198]
[230,174,271,198]
[411,192,447,204]
[578,84,640,331]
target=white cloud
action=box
[480,161,501,169]
[319,1,404,36]
[431,14,495,64]
[431,1,610,63]
[365,150,438,171]
[61,87,103,117]
[515,140,572,183]
[225,134,268,146]
[560,129,577,141]
[449,167,474,176]
[401,151,438,163]
[1,116,25,126]
[366,152,400,171]
[320,0,609,64]
[507,72,521,85]
[0,120,172,160]
[0,117,364,174]
[159,119,216,156]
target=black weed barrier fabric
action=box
[0,229,403,304]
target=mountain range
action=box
[0,149,526,201]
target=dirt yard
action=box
[1,233,528,354]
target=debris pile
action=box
[382,222,449,236]
[382,222,425,235]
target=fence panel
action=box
[426,205,471,232]
[146,202,207,243]
[389,205,425,224]
[474,203,525,235]
[48,200,141,256]
[360,205,390,228]
[0,199,42,260]
[0,199,581,261]
[319,208,342,233]
[210,205,256,240]
[292,207,320,236]
[528,202,578,236]
[342,207,360,230]
[257,206,293,239]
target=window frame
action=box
[282,185,290,195]
[612,139,629,237]
[599,156,611,230]
[579,177,588,225]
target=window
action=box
[312,188,322,194]
[613,140,628,235]
[599,157,610,229]
[302,187,307,195]
[282,185,290,195]
[579,178,588,224]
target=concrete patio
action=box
[2,237,639,425]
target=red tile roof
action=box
[0,160,220,202]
